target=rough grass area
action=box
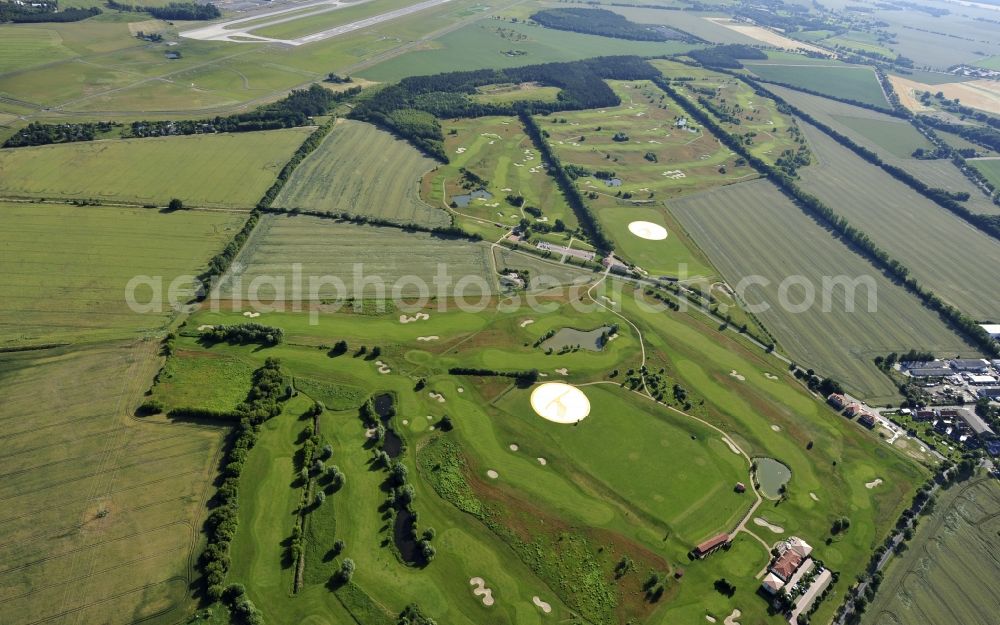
[0,342,223,625]
[0,202,247,347]
[0,129,312,208]
[152,348,254,413]
[294,377,367,411]
[225,213,495,300]
[863,476,1000,625]
[671,178,975,402]
[0,27,75,73]
[274,120,450,227]
[745,62,888,108]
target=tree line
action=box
[654,76,998,357]
[350,56,659,162]
[4,84,360,148]
[263,207,482,242]
[448,367,540,385]
[529,7,700,42]
[201,323,284,347]
[106,0,220,20]
[0,1,100,23]
[687,44,767,69]
[519,110,613,253]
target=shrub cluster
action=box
[201,323,284,347]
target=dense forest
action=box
[0,1,100,23]
[350,56,659,161]
[106,0,220,20]
[529,7,700,42]
[3,85,359,148]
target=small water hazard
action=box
[753,457,791,498]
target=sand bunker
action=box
[628,221,668,240]
[509,444,519,451]
[375,360,391,374]
[866,478,883,489]
[537,457,547,465]
[754,517,785,533]
[242,311,261,318]
[724,609,742,625]
[520,319,535,328]
[399,313,430,324]
[771,425,781,432]
[706,617,717,623]
[486,470,499,479]
[554,368,569,376]
[469,578,494,606]
[197,324,214,331]
[429,392,445,403]
[722,437,741,455]
[810,492,819,502]
[530,382,591,424]
[416,336,439,341]
[729,370,746,381]
[456,147,466,154]
[532,596,552,614]
[764,373,778,380]
[458,387,464,393]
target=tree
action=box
[337,558,355,582]
[713,578,736,597]
[168,198,184,211]
[315,491,326,506]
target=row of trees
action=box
[201,323,284,346]
[519,110,613,253]
[2,121,118,148]
[687,44,767,69]
[448,367,541,385]
[200,359,287,604]
[262,207,482,242]
[655,75,999,357]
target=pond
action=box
[541,326,614,352]
[753,457,791,498]
[393,506,421,565]
[373,393,403,458]
[451,189,493,207]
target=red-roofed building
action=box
[827,393,847,410]
[692,533,730,559]
[859,413,877,429]
[769,549,803,581]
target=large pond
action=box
[753,457,791,498]
[541,326,613,352]
[373,393,403,458]
[451,189,493,207]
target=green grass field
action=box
[152,348,254,413]
[224,213,496,301]
[274,120,449,227]
[797,122,1000,319]
[830,115,932,158]
[670,179,975,402]
[0,27,76,74]
[863,475,1000,625]
[0,202,246,347]
[0,341,224,625]
[599,204,715,279]
[0,129,311,208]
[358,20,697,82]
[970,158,1000,188]
[744,63,889,108]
